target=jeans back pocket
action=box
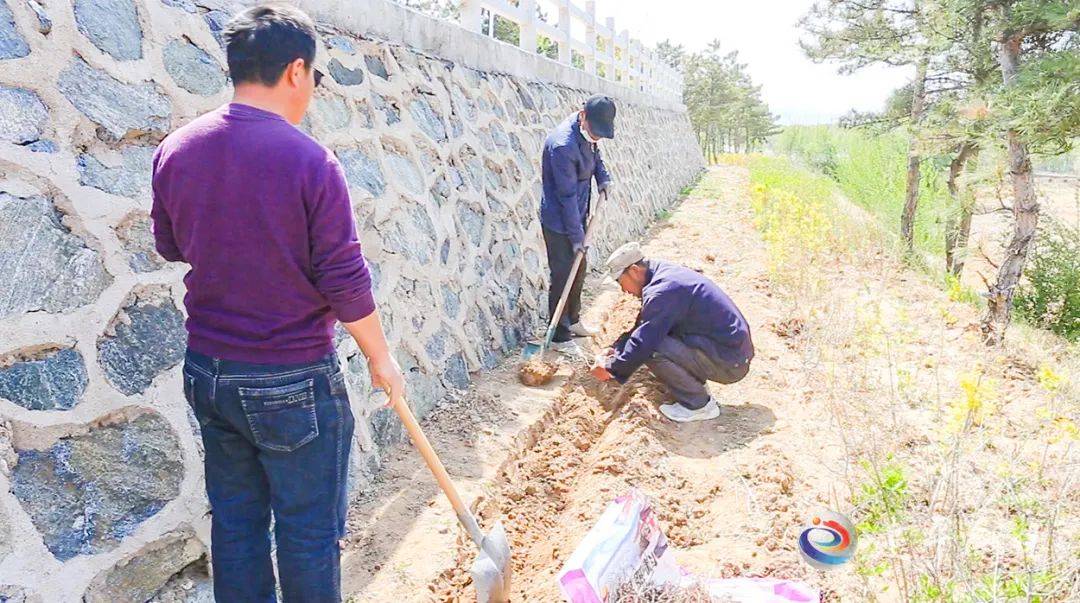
[239,379,318,453]
[182,368,196,405]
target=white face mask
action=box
[579,117,600,144]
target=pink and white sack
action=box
[557,490,818,603]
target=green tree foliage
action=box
[571,50,585,70]
[537,35,559,59]
[398,0,458,19]
[801,0,937,252]
[400,0,557,56]
[963,0,1079,341]
[671,40,778,159]
[801,0,1079,341]
[1015,221,1080,340]
[801,0,926,70]
[654,40,685,69]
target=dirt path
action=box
[346,165,1078,602]
[425,165,845,601]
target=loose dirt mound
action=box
[518,359,559,386]
[431,295,786,600]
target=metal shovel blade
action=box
[521,340,544,360]
[470,521,512,603]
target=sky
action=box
[581,0,913,124]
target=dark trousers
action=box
[645,335,751,410]
[183,349,354,603]
[542,226,586,342]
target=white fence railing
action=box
[457,0,684,102]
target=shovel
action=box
[523,191,609,361]
[391,396,512,602]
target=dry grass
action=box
[735,155,1080,601]
[610,567,717,603]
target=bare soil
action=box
[344,166,1078,602]
[518,358,559,387]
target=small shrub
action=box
[853,457,909,535]
[945,371,997,434]
[1015,222,1080,341]
[944,273,982,307]
[743,156,856,304]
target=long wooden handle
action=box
[542,250,586,346]
[391,398,487,547]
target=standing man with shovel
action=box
[539,95,616,355]
[152,6,404,601]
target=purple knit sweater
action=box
[151,103,374,364]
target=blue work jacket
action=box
[539,114,611,246]
[608,260,755,383]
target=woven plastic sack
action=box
[557,490,818,603]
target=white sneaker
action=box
[659,398,721,423]
[568,321,597,337]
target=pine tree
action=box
[801,0,936,253]
[968,0,1080,342]
[682,42,778,159]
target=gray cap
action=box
[606,242,644,280]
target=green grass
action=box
[745,154,839,207]
[772,125,951,256]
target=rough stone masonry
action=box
[0,0,704,599]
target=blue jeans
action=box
[183,349,354,603]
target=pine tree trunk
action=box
[982,34,1041,344]
[900,56,929,252]
[945,143,978,276]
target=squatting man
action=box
[589,243,755,423]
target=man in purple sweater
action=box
[151,6,403,601]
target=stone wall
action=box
[0,0,704,599]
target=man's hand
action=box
[598,180,614,200]
[590,353,614,382]
[342,310,405,408]
[572,241,589,256]
[369,354,405,408]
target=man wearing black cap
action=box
[539,94,617,350]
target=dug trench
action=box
[344,165,851,601]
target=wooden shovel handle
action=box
[391,397,487,547]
